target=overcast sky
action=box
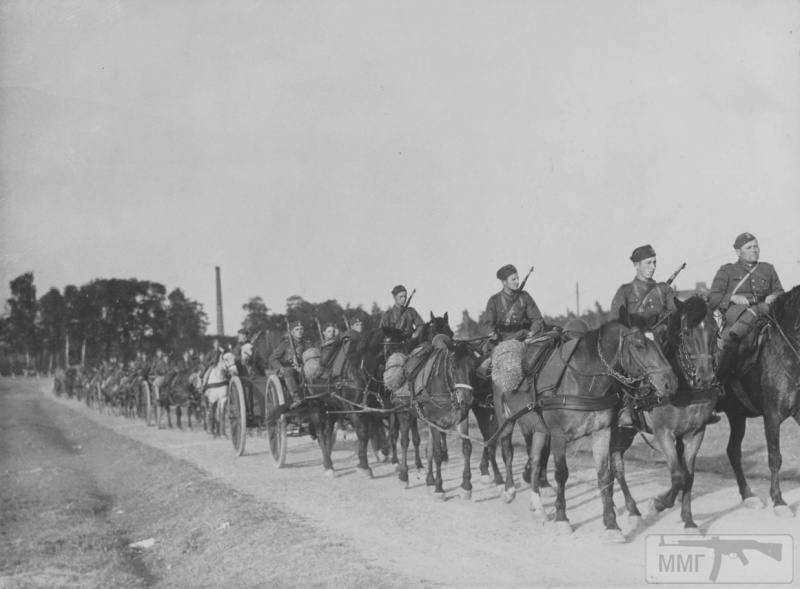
[2,1,799,333]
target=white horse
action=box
[201,351,237,437]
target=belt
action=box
[497,323,531,332]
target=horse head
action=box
[425,335,475,426]
[667,296,718,392]
[610,305,678,404]
[423,311,454,342]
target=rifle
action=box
[401,288,416,314]
[666,262,687,286]
[314,317,324,342]
[502,266,535,323]
[660,536,783,582]
[284,318,300,370]
[342,315,351,331]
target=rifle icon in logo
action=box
[659,535,783,582]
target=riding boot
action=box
[618,405,635,429]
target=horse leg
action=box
[389,413,399,465]
[459,420,472,500]
[356,415,373,477]
[528,430,548,521]
[551,433,571,531]
[679,429,706,529]
[591,426,623,538]
[725,411,759,504]
[652,429,685,513]
[475,406,504,485]
[176,405,182,429]
[411,417,423,470]
[763,409,790,514]
[398,412,410,487]
[537,435,552,490]
[440,432,449,464]
[317,414,336,475]
[610,427,640,517]
[430,428,445,499]
[499,425,516,503]
[522,430,533,484]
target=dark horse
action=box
[717,284,800,516]
[299,335,374,477]
[610,296,719,530]
[493,308,678,541]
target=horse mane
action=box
[769,284,800,336]
[680,296,708,329]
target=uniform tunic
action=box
[482,290,544,341]
[709,260,783,312]
[610,278,675,322]
[379,305,425,339]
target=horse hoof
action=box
[553,520,573,535]
[358,467,373,479]
[502,488,516,504]
[398,479,409,489]
[602,529,626,544]
[433,491,446,501]
[774,505,794,518]
[682,525,702,535]
[625,515,645,530]
[743,496,765,509]
[480,474,493,485]
[323,469,335,478]
[539,485,555,497]
[460,489,472,501]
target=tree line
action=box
[1,271,612,375]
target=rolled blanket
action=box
[302,348,323,381]
[491,339,525,394]
[383,352,408,392]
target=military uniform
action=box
[482,290,544,341]
[150,353,170,401]
[610,278,676,323]
[380,305,425,341]
[709,258,783,377]
[269,336,306,400]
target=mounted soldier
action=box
[610,245,684,428]
[610,244,676,324]
[319,322,340,367]
[149,347,170,404]
[709,232,784,380]
[380,285,425,347]
[269,320,307,409]
[482,264,544,342]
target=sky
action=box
[1,0,799,334]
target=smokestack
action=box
[215,266,224,337]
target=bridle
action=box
[675,313,719,392]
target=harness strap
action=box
[538,393,619,412]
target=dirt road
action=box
[3,377,799,587]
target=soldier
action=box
[611,245,680,428]
[320,322,340,366]
[610,244,676,323]
[150,348,170,404]
[709,232,783,379]
[380,285,426,344]
[481,264,544,342]
[269,320,306,409]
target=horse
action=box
[610,295,719,530]
[716,284,800,516]
[157,362,205,429]
[359,324,414,465]
[200,350,238,437]
[493,307,678,541]
[298,335,374,476]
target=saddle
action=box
[391,342,435,402]
[531,335,581,397]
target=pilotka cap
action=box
[630,244,656,263]
[289,320,303,329]
[733,232,757,249]
[496,264,518,281]
[391,284,407,296]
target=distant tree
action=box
[455,309,482,339]
[166,288,207,356]
[38,287,66,371]
[7,272,38,366]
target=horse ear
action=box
[430,311,434,322]
[674,296,684,311]
[618,305,630,327]
[443,311,449,324]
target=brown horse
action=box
[493,307,678,541]
[717,284,800,516]
[610,295,719,530]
